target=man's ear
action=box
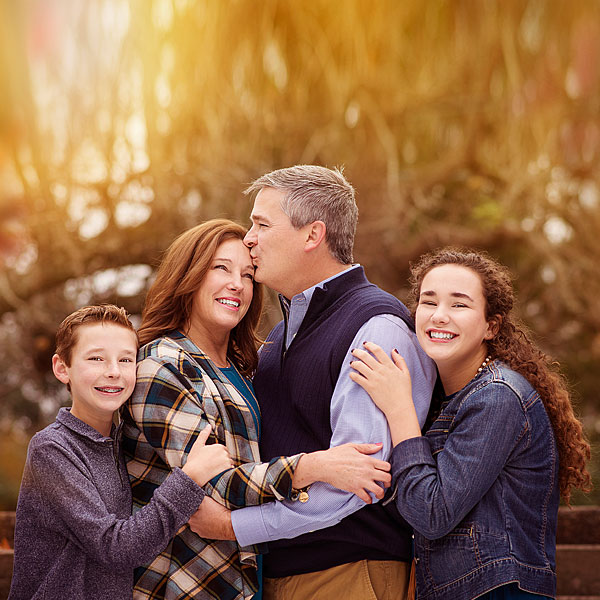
[52,354,70,385]
[304,221,327,252]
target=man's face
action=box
[244,187,308,298]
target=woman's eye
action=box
[243,273,254,280]
[214,264,227,271]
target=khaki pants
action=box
[263,559,410,600]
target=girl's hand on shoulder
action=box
[182,424,234,486]
[349,342,413,418]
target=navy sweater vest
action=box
[253,267,415,577]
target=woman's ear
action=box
[52,353,70,385]
[484,314,502,340]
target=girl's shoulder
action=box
[480,361,537,399]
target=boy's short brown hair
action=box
[55,305,137,366]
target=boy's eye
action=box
[88,356,102,361]
[120,357,134,363]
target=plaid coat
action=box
[122,331,301,600]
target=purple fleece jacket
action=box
[9,407,205,600]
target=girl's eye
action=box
[453,303,467,308]
[88,357,102,361]
[420,300,436,306]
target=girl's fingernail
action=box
[393,348,399,354]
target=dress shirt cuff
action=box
[231,503,269,548]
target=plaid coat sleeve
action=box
[127,345,301,510]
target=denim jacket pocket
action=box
[417,523,509,591]
[425,415,452,455]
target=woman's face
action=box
[415,264,495,371]
[189,238,255,335]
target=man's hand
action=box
[294,443,391,503]
[188,496,236,540]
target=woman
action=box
[350,248,591,600]
[122,219,391,600]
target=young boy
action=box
[9,305,232,600]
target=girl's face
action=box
[415,264,496,374]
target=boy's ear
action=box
[52,354,70,385]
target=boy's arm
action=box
[27,436,204,569]
[127,356,301,508]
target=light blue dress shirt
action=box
[231,266,436,547]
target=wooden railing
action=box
[1,507,599,599]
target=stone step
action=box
[556,544,600,597]
[557,507,600,544]
[0,549,13,600]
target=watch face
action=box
[298,491,310,503]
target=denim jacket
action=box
[390,361,559,600]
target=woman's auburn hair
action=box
[137,219,263,377]
[409,247,592,504]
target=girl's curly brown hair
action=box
[409,247,591,503]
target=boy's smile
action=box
[52,322,138,435]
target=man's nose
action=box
[244,226,257,247]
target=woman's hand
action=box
[349,342,421,445]
[294,443,391,504]
[182,424,234,486]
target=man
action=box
[195,165,436,600]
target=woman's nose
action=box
[227,272,243,290]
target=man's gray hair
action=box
[244,165,358,264]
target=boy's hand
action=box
[182,424,234,486]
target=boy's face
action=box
[52,322,137,430]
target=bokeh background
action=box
[0,0,599,509]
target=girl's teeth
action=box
[430,332,455,339]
